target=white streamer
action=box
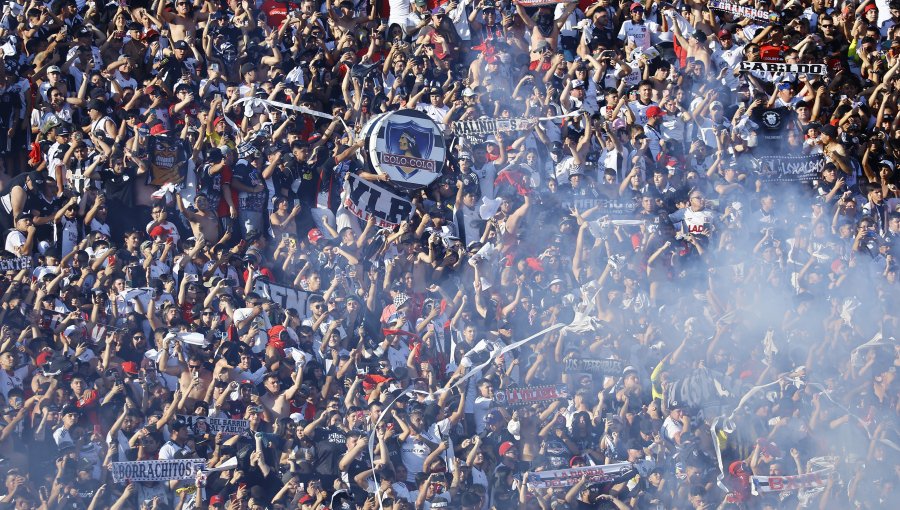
[232,97,353,141]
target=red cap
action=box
[122,361,139,375]
[210,495,224,505]
[569,455,586,467]
[149,124,169,136]
[716,29,731,39]
[498,441,515,456]
[630,2,644,11]
[307,228,324,244]
[149,225,169,239]
[646,105,665,118]
[213,116,225,127]
[36,351,53,367]
[865,3,878,12]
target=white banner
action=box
[739,61,826,74]
[525,463,635,489]
[343,174,414,228]
[111,459,206,483]
[177,415,250,436]
[0,256,32,271]
[452,118,534,138]
[751,468,833,495]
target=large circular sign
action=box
[364,109,446,191]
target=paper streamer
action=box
[232,97,353,141]
[366,322,565,510]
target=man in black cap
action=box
[4,213,36,256]
[52,404,81,447]
[159,419,192,460]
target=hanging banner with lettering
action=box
[111,459,206,483]
[755,154,824,183]
[343,174,414,228]
[665,366,732,420]
[0,256,32,271]
[177,415,250,436]
[525,462,635,489]
[494,385,569,407]
[559,189,637,218]
[708,1,779,23]
[739,61,826,75]
[452,118,534,142]
[563,357,625,376]
[751,468,833,495]
[254,280,314,318]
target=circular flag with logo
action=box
[364,109,447,191]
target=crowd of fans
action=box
[0,0,898,509]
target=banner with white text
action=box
[343,174,414,228]
[111,459,206,483]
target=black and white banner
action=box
[526,462,635,489]
[0,256,31,271]
[563,357,625,376]
[755,154,824,183]
[494,385,569,407]
[739,61,826,75]
[452,118,533,138]
[751,469,833,495]
[111,459,206,483]
[343,174,414,228]
[255,280,315,319]
[177,415,250,436]
[708,1,779,23]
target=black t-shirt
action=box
[98,167,137,207]
[751,107,796,154]
[313,425,347,476]
[286,159,317,208]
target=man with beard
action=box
[517,3,577,53]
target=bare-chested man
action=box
[175,192,220,242]
[156,0,204,42]
[516,2,576,52]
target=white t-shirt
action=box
[4,230,26,255]
[618,20,658,50]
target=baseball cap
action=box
[498,441,516,456]
[210,495,224,505]
[149,124,169,136]
[47,65,61,74]
[865,3,878,12]
[307,228,324,245]
[462,88,477,97]
[121,361,139,375]
[820,124,838,138]
[630,2,644,11]
[173,40,189,50]
[646,105,665,118]
[571,79,585,89]
[717,29,731,39]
